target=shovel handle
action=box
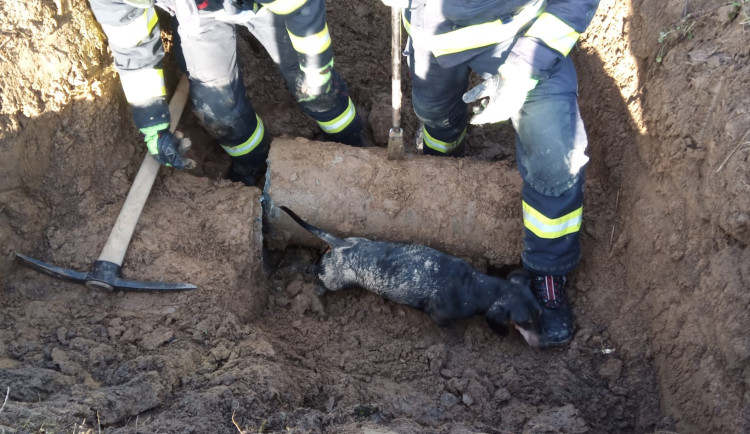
[390,6,402,130]
[97,75,190,266]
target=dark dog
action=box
[280,206,544,347]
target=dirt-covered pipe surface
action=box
[263,137,525,268]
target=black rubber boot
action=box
[228,135,270,187]
[229,161,267,187]
[324,114,373,147]
[418,125,467,157]
[531,274,574,347]
[422,138,467,157]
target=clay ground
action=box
[1,0,749,433]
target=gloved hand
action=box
[381,0,409,8]
[213,9,257,24]
[140,124,196,169]
[462,61,538,125]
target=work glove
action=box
[462,61,539,125]
[213,9,257,24]
[140,124,196,169]
[213,0,267,25]
[381,0,409,7]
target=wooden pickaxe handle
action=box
[97,74,190,266]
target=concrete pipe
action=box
[263,137,524,268]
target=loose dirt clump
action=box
[1,0,748,433]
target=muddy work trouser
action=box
[174,8,363,167]
[407,38,589,276]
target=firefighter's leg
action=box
[407,39,470,157]
[511,57,588,276]
[515,58,587,345]
[176,14,269,185]
[472,47,587,345]
[244,10,367,146]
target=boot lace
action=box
[533,274,567,309]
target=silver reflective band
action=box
[101,7,158,48]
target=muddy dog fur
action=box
[280,206,544,347]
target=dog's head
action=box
[484,273,543,347]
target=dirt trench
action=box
[1,0,748,433]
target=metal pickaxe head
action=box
[14,253,197,292]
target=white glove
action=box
[381,0,409,8]
[213,9,259,25]
[462,62,538,125]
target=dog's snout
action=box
[515,323,541,348]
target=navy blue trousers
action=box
[407,37,589,275]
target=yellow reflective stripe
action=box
[524,12,580,56]
[522,201,582,239]
[264,0,306,15]
[101,7,158,48]
[288,24,332,55]
[300,58,334,75]
[221,115,265,157]
[146,7,158,32]
[403,0,544,57]
[423,127,466,153]
[318,98,355,134]
[119,69,166,103]
[402,9,410,34]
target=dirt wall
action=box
[623,0,750,431]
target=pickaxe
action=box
[14,75,196,292]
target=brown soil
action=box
[1,0,748,433]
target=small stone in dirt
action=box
[462,393,474,406]
[494,387,511,403]
[363,429,398,434]
[523,404,589,434]
[326,396,336,412]
[440,392,459,409]
[308,291,326,316]
[140,329,174,351]
[447,377,470,395]
[440,368,455,378]
[291,293,312,316]
[210,344,231,362]
[56,327,68,344]
[286,280,304,296]
[426,344,447,373]
[272,296,291,307]
[598,358,623,382]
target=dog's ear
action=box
[485,301,510,336]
